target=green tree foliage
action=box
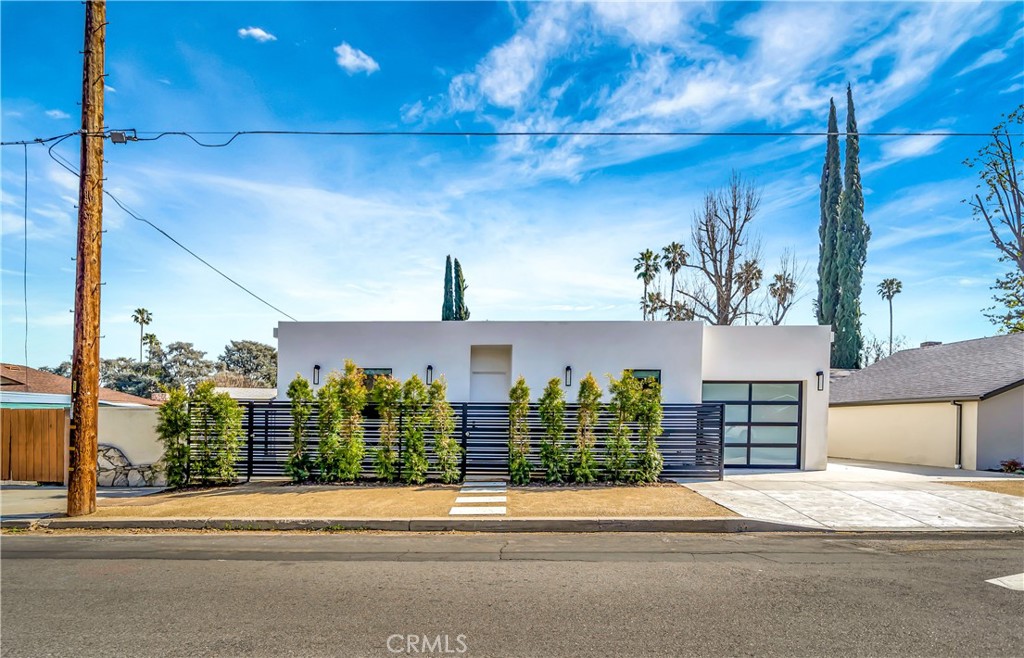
[39,361,72,377]
[661,242,688,313]
[454,258,470,320]
[834,86,871,368]
[401,375,430,484]
[633,381,664,483]
[508,376,532,485]
[155,386,191,487]
[572,373,602,483]
[986,270,1024,333]
[162,342,216,391]
[371,375,402,482]
[100,356,160,399]
[284,374,315,483]
[142,333,163,364]
[429,376,462,483]
[538,377,569,483]
[315,372,344,482]
[188,381,243,485]
[335,360,368,481]
[132,308,152,362]
[817,98,842,328]
[442,255,455,321]
[604,371,641,482]
[634,249,661,320]
[877,278,903,356]
[217,340,277,387]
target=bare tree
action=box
[966,106,1023,276]
[676,172,762,325]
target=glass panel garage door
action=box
[702,382,802,468]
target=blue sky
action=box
[2,1,1022,368]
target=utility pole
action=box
[68,0,106,517]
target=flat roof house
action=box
[276,321,832,470]
[829,335,1024,471]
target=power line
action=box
[3,127,1017,148]
[45,134,298,321]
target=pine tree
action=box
[454,258,470,320]
[834,85,871,368]
[442,255,454,321]
[816,99,842,327]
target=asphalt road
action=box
[2,532,1022,657]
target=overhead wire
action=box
[44,133,298,321]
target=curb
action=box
[14,516,825,533]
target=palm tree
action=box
[132,308,152,362]
[877,278,903,356]
[633,249,661,320]
[736,259,763,325]
[645,291,667,320]
[767,272,797,325]
[142,332,160,364]
[661,242,688,313]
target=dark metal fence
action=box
[188,401,725,482]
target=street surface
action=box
[2,532,1022,657]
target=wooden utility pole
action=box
[67,0,106,517]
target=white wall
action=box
[277,321,705,402]
[978,386,1024,470]
[97,407,162,465]
[701,325,832,470]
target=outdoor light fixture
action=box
[313,364,321,386]
[564,366,572,387]
[816,370,824,392]
[426,365,434,384]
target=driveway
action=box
[1,483,164,521]
[684,459,1024,531]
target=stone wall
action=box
[97,444,164,487]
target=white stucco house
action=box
[829,335,1024,471]
[275,321,832,470]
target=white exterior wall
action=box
[97,407,163,465]
[701,325,832,470]
[978,386,1024,470]
[277,321,704,402]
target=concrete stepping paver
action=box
[449,506,507,516]
[454,496,506,504]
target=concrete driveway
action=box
[685,459,1024,531]
[1,483,164,521]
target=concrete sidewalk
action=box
[0,484,164,521]
[684,460,1024,531]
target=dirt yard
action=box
[946,479,1024,498]
[507,485,734,517]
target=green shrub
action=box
[316,372,344,482]
[604,371,641,482]
[429,376,462,484]
[371,375,402,482]
[284,374,315,483]
[633,380,664,483]
[336,360,368,481]
[508,376,532,485]
[572,373,602,483]
[401,375,430,484]
[538,378,569,483]
[156,386,190,487]
[188,381,242,485]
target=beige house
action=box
[829,335,1024,470]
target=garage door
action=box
[702,381,802,468]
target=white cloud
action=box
[45,109,70,120]
[956,48,1007,77]
[237,27,277,43]
[879,134,948,160]
[104,84,116,93]
[1000,82,1023,95]
[333,42,379,75]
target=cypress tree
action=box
[816,99,842,327]
[454,258,470,321]
[442,255,454,321]
[834,85,871,368]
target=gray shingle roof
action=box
[830,334,1024,405]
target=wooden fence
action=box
[1,408,67,483]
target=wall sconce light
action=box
[564,365,572,387]
[816,370,824,392]
[313,364,321,386]
[426,365,434,385]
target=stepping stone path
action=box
[449,479,507,516]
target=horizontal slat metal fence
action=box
[188,401,724,481]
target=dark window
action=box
[631,369,661,384]
[702,381,801,468]
[363,367,393,385]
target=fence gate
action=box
[1,408,67,483]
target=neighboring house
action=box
[829,335,1024,471]
[214,387,277,401]
[1,364,164,485]
[276,321,832,470]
